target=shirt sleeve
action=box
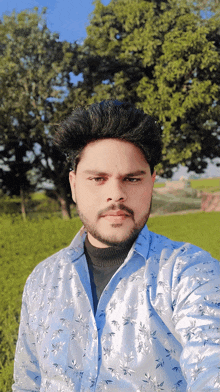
[12,283,41,392]
[172,250,220,391]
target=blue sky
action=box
[0,0,110,43]
[0,0,219,179]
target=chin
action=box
[93,227,143,247]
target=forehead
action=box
[77,138,149,172]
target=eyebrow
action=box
[125,170,147,177]
[83,170,147,177]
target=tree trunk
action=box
[20,187,27,221]
[57,189,71,220]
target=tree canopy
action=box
[0,8,77,217]
[73,0,220,177]
[0,1,219,219]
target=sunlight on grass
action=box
[148,211,220,260]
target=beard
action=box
[75,200,152,247]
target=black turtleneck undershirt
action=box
[84,236,134,313]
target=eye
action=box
[90,177,106,182]
[124,177,141,183]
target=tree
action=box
[0,8,77,218]
[72,0,220,177]
[0,140,35,220]
[186,0,220,14]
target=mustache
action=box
[98,204,134,218]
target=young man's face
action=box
[69,138,156,248]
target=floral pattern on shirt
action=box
[13,225,220,391]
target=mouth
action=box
[101,210,130,222]
[101,210,130,217]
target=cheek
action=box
[132,188,152,210]
[76,184,98,208]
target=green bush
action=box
[0,193,61,217]
[0,199,21,215]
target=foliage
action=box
[0,8,77,218]
[0,192,60,216]
[72,0,220,177]
[186,0,220,14]
[0,3,220,222]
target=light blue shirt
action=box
[13,225,220,391]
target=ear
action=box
[69,171,76,203]
[152,171,156,184]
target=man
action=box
[13,100,220,391]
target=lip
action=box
[101,210,130,217]
[100,210,131,223]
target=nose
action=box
[106,179,127,203]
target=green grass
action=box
[148,211,220,260]
[154,177,220,192]
[190,177,220,192]
[1,215,83,295]
[0,215,82,391]
[151,189,201,215]
[154,182,166,188]
[30,191,48,201]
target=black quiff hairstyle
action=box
[54,100,162,174]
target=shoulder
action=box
[24,228,85,292]
[148,229,214,258]
[23,243,77,297]
[136,225,218,266]
[148,230,219,275]
[149,230,185,253]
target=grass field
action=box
[0,215,83,391]
[154,177,220,192]
[148,211,220,260]
[190,177,220,192]
[154,182,166,188]
[0,211,219,390]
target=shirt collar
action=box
[68,224,150,262]
[133,225,151,260]
[68,226,87,261]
